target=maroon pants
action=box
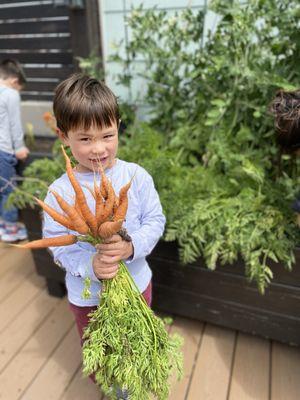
[69,280,152,383]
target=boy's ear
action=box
[56,128,69,145]
[10,77,23,91]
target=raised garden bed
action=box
[150,241,300,347]
[17,138,300,346]
[17,134,56,176]
[20,206,300,346]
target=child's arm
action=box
[7,89,28,157]
[107,167,166,264]
[93,168,164,270]
[120,169,165,263]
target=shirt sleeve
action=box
[125,170,166,263]
[42,187,99,282]
[7,90,25,152]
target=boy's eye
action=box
[104,134,114,139]
[80,138,90,141]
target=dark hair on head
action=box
[0,59,26,86]
[270,89,300,152]
[53,73,120,134]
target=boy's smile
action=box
[58,122,119,173]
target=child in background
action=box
[42,74,165,397]
[0,59,29,242]
[270,89,300,220]
[271,89,300,152]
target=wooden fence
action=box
[0,0,101,101]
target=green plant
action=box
[113,0,300,292]
[9,0,300,292]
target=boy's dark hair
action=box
[0,59,26,86]
[270,89,300,152]
[53,73,120,134]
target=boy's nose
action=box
[92,140,105,154]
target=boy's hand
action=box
[15,146,29,160]
[93,235,134,280]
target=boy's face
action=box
[58,122,119,173]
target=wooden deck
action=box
[0,242,300,400]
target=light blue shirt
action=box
[42,159,166,306]
[0,85,25,154]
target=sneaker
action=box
[0,219,6,236]
[116,388,129,400]
[1,223,28,243]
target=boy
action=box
[43,74,166,398]
[0,59,29,242]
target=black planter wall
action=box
[18,142,300,346]
[21,207,66,297]
[150,241,300,346]
[21,206,300,346]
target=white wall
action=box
[21,101,55,137]
[100,0,218,117]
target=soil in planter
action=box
[25,134,57,153]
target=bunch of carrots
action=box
[20,145,130,249]
[18,146,183,400]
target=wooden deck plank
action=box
[187,324,236,400]
[168,317,204,400]
[1,245,300,400]
[0,299,74,400]
[0,288,59,372]
[229,332,270,400]
[20,325,81,400]
[61,364,103,400]
[271,342,300,400]
[0,244,32,279]
[0,253,35,303]
[0,272,45,334]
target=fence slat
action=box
[22,92,53,101]
[0,0,43,3]
[0,51,73,64]
[0,36,71,50]
[0,4,68,19]
[25,80,61,92]
[0,20,69,35]
[23,66,73,79]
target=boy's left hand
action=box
[95,235,134,264]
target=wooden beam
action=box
[68,0,103,71]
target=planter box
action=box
[150,241,300,346]
[21,205,300,345]
[18,145,300,346]
[17,134,56,176]
[21,207,66,297]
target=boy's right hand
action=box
[92,251,119,280]
[15,146,30,160]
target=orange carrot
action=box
[16,234,77,249]
[93,174,103,225]
[95,194,105,227]
[50,190,90,235]
[99,181,116,223]
[113,179,132,221]
[61,146,98,236]
[113,195,119,215]
[98,161,109,200]
[98,220,123,239]
[34,197,75,230]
